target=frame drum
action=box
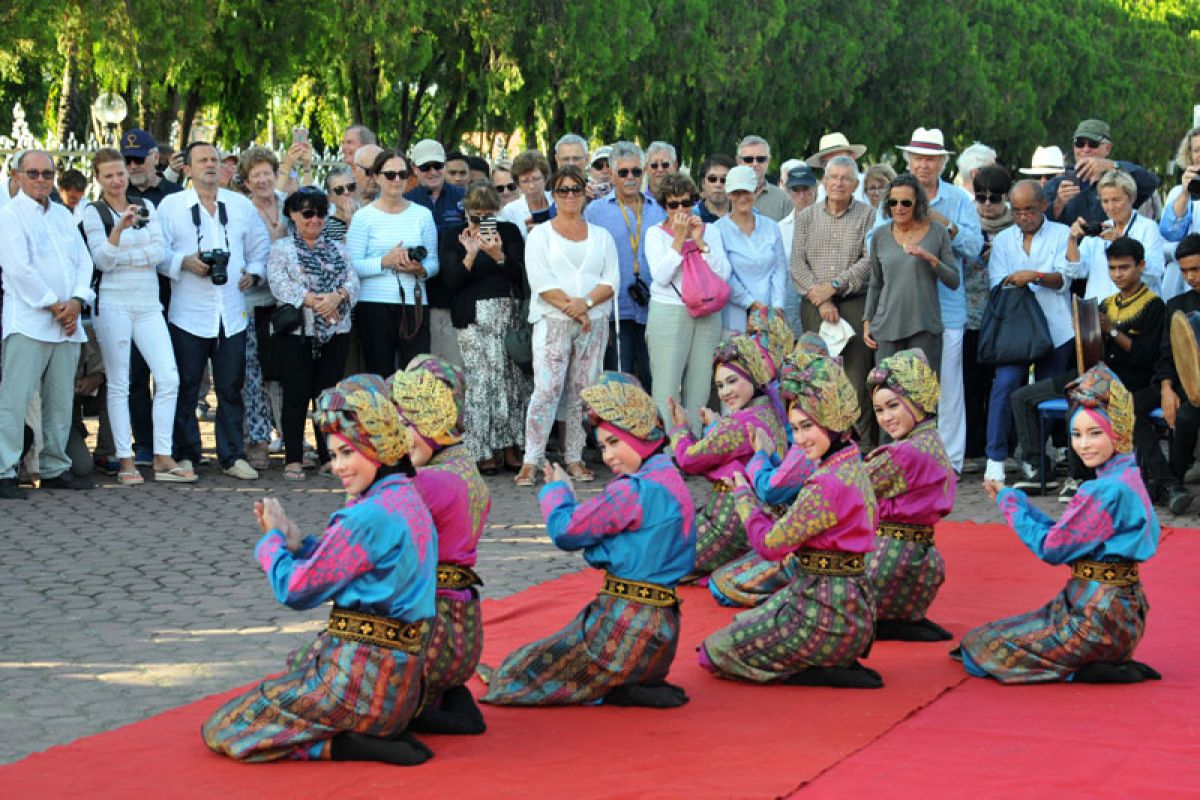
[1170,309,1200,406]
[1073,295,1103,374]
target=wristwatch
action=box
[831,279,842,294]
[1109,328,1120,339]
[585,296,595,309]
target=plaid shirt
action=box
[789,199,874,298]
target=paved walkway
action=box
[0,446,1096,765]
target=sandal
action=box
[283,464,307,482]
[477,458,499,476]
[502,447,524,472]
[514,464,537,487]
[565,462,595,482]
[117,470,144,486]
[154,466,197,483]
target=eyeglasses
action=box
[886,198,914,208]
[379,170,409,182]
[648,161,672,170]
[553,184,586,197]
[664,199,693,210]
[124,155,145,165]
[494,182,518,193]
[615,167,644,178]
[591,159,609,170]
[974,192,1005,204]
[417,162,444,172]
[298,208,327,220]
[705,174,727,184]
[740,155,769,164]
[1074,137,1104,149]
[330,182,357,196]
[865,184,887,194]
[23,169,55,180]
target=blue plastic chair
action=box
[1036,398,1069,494]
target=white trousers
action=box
[94,307,180,458]
[938,326,965,472]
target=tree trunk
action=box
[180,86,201,147]
[55,40,78,146]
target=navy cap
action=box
[785,164,817,188]
[120,129,157,158]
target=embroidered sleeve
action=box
[540,479,643,549]
[736,477,837,561]
[671,415,751,474]
[999,485,1115,565]
[254,515,374,610]
[749,446,814,505]
[866,446,908,500]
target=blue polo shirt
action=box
[583,190,667,324]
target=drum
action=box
[1170,309,1200,406]
[1073,295,1103,374]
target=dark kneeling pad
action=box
[876,618,953,642]
[782,661,884,688]
[331,731,434,765]
[947,646,964,662]
[1073,660,1162,684]
[409,685,487,735]
[603,682,689,708]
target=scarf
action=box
[294,231,349,346]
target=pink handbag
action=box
[673,224,730,318]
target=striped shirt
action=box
[346,202,439,305]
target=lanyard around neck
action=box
[617,197,644,275]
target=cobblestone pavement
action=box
[0,435,1164,765]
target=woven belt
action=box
[601,573,679,607]
[795,549,865,576]
[327,608,429,652]
[437,564,482,590]
[711,481,732,493]
[1071,560,1140,587]
[877,522,935,545]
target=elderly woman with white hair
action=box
[955,142,997,197]
[645,141,677,197]
[1064,169,1165,298]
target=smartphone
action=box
[480,214,498,236]
[531,208,551,224]
[292,125,308,145]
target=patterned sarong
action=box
[693,487,748,575]
[709,551,794,608]
[424,589,484,697]
[864,531,945,622]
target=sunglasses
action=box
[741,155,769,164]
[379,170,409,182]
[664,199,693,210]
[1074,137,1104,149]
[298,208,327,220]
[467,213,498,224]
[591,159,609,170]
[124,155,145,165]
[494,182,518,193]
[648,161,672,170]
[616,167,644,178]
[330,183,357,196]
[554,184,586,196]
[705,174,727,184]
[23,169,56,180]
[886,198,914,208]
[975,192,1004,204]
[417,162,444,172]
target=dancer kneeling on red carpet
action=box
[955,363,1161,684]
[699,337,883,688]
[480,372,696,708]
[863,348,956,641]
[201,374,439,765]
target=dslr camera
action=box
[1079,221,1104,237]
[200,249,231,285]
[1188,177,1200,201]
[406,245,428,262]
[131,205,150,230]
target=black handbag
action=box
[269,303,303,336]
[504,297,534,371]
[976,284,1054,366]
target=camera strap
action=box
[617,197,644,276]
[191,199,229,254]
[393,272,424,341]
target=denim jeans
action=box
[986,340,1073,462]
[171,324,247,467]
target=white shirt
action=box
[644,223,731,306]
[157,188,270,338]
[779,209,796,261]
[499,192,553,240]
[524,223,619,323]
[1063,212,1166,300]
[79,198,168,312]
[0,191,95,343]
[988,220,1074,348]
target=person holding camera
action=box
[1160,126,1200,245]
[80,148,191,485]
[583,141,665,390]
[438,182,529,475]
[346,148,439,376]
[266,188,359,481]
[1045,119,1159,226]
[1064,169,1165,299]
[157,142,271,480]
[515,166,618,487]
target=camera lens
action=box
[407,246,428,261]
[1188,177,1200,201]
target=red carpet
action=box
[3,523,1196,798]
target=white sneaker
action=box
[984,459,1006,483]
[223,459,259,480]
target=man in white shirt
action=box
[0,150,97,498]
[983,180,1075,484]
[157,142,270,480]
[341,124,376,168]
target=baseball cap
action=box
[785,165,817,188]
[1073,119,1111,143]
[121,129,157,158]
[725,165,758,194]
[410,139,446,166]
